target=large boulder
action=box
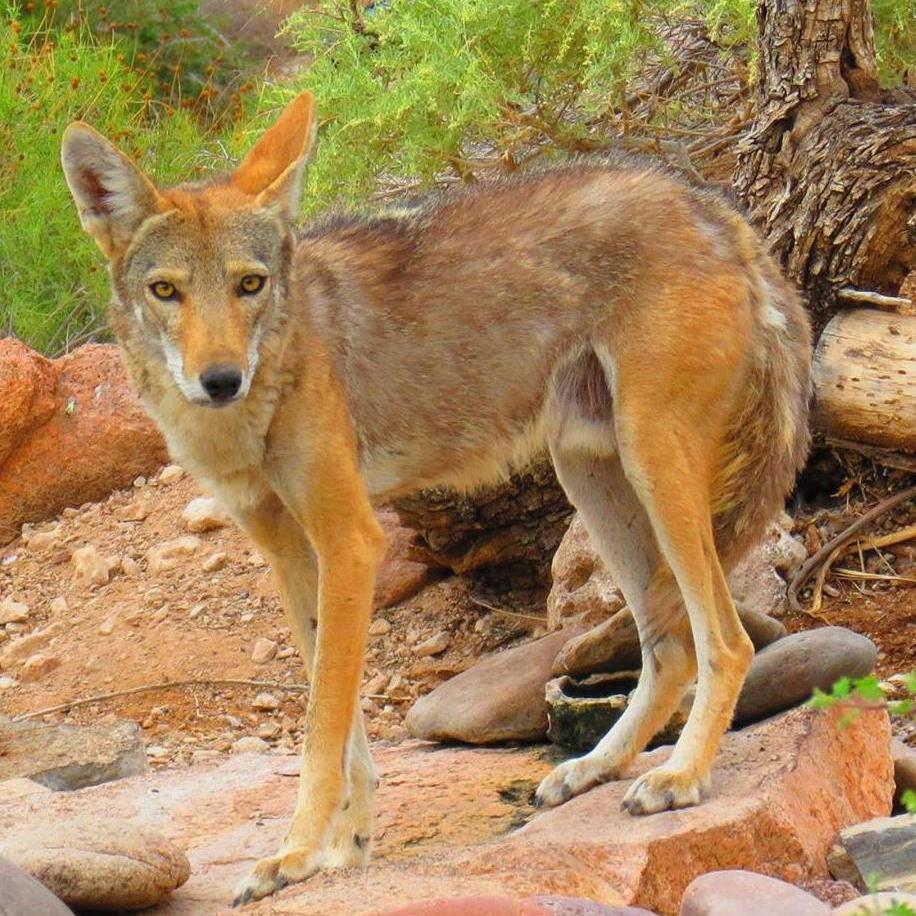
[0,340,167,544]
[827,814,916,893]
[678,870,829,915]
[406,627,584,743]
[0,816,190,912]
[0,707,892,915]
[0,715,148,791]
[547,513,806,633]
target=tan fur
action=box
[61,93,812,905]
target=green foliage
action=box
[271,0,914,214]
[872,0,916,85]
[16,0,259,119]
[272,0,694,213]
[0,11,236,352]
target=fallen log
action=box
[812,308,916,462]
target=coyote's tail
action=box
[711,243,812,569]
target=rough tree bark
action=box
[734,0,916,337]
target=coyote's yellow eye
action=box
[239,275,266,296]
[150,281,177,301]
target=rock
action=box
[826,814,916,893]
[0,816,189,911]
[0,707,891,915]
[545,672,640,751]
[546,514,803,633]
[0,340,168,545]
[181,496,231,533]
[734,628,878,726]
[892,739,916,809]
[26,528,60,551]
[0,676,18,689]
[415,631,451,658]
[728,519,807,618]
[0,856,74,916]
[406,626,586,743]
[0,622,62,667]
[373,897,657,915]
[252,692,280,711]
[202,551,228,573]
[554,605,785,680]
[70,544,111,587]
[547,515,626,631]
[98,618,115,636]
[0,716,148,790]
[832,892,916,914]
[158,463,185,484]
[19,653,61,682]
[679,870,830,915]
[375,508,433,609]
[49,596,68,615]
[251,637,278,664]
[146,536,201,574]
[232,736,270,754]
[0,598,29,624]
[369,618,392,636]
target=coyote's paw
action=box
[620,765,706,816]
[535,756,617,808]
[232,847,324,907]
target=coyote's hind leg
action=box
[536,448,697,807]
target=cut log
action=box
[812,308,916,458]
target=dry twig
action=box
[787,485,916,614]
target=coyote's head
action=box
[61,94,315,407]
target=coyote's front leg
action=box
[231,452,385,904]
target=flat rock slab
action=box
[0,715,148,790]
[827,814,916,893]
[0,708,892,916]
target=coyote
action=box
[61,92,811,904]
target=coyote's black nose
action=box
[200,365,242,403]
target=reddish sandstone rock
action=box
[376,508,435,609]
[0,707,891,916]
[0,341,167,543]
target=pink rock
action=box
[373,897,656,915]
[679,871,830,915]
[375,509,434,609]
[0,341,168,544]
[0,707,891,916]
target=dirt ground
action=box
[0,461,912,764]
[0,467,540,767]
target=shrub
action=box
[0,12,239,353]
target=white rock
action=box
[157,464,184,484]
[146,536,201,574]
[415,631,450,657]
[26,529,60,551]
[19,654,61,683]
[1,623,62,667]
[251,637,278,664]
[71,545,111,587]
[252,692,280,711]
[98,619,115,636]
[0,675,18,689]
[0,599,29,625]
[368,618,392,636]
[121,556,141,577]
[232,736,269,754]
[202,552,228,573]
[49,596,68,615]
[181,497,230,534]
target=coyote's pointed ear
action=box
[232,92,317,221]
[61,122,167,258]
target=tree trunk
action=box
[734,0,916,338]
